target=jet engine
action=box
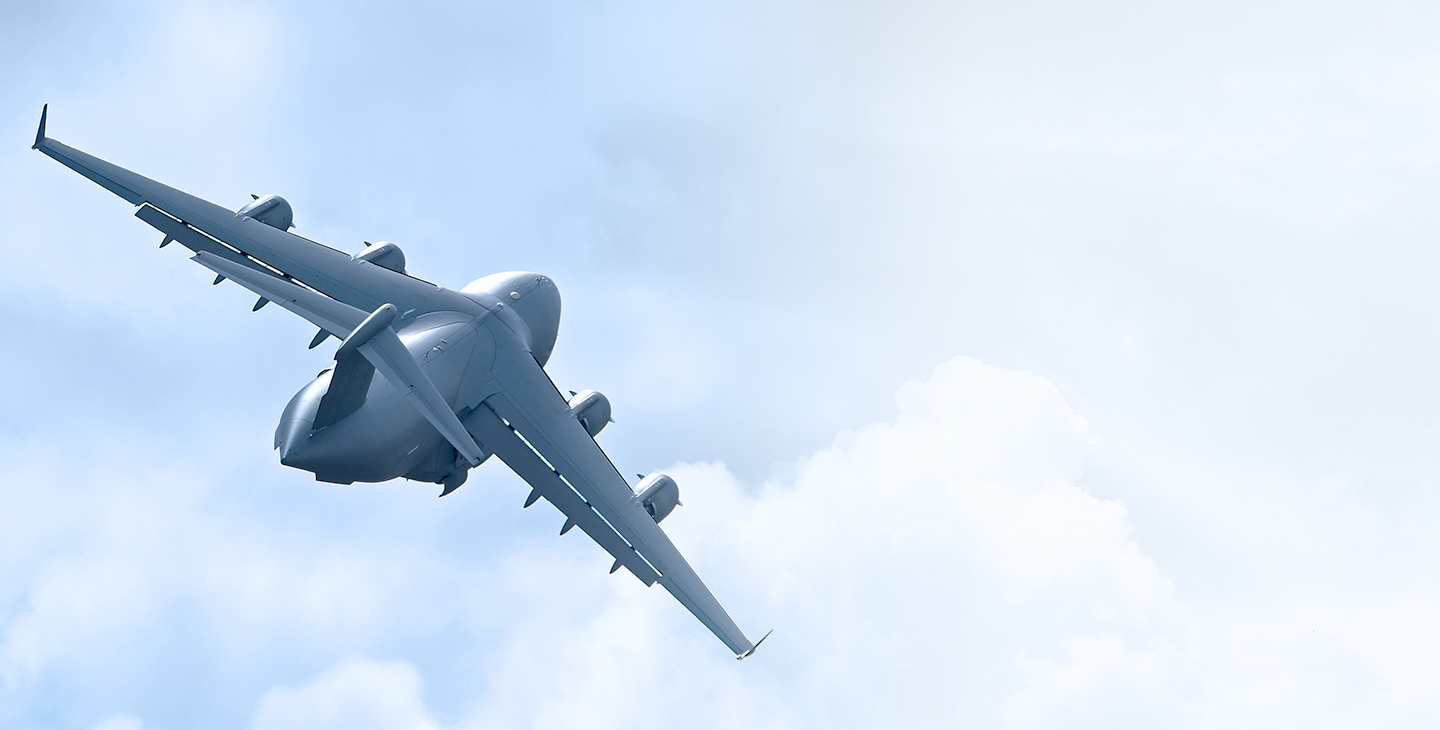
[567,390,612,437]
[237,194,294,230]
[355,241,407,274]
[636,473,681,523]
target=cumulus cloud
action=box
[243,357,1180,729]
[7,1,1440,728]
[464,357,1182,729]
[3,353,1437,729]
[251,658,440,730]
[447,356,1438,729]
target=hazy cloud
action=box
[252,659,440,730]
[6,1,1440,727]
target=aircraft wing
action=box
[30,106,480,321]
[475,337,761,658]
[35,106,763,657]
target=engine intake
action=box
[636,473,681,523]
[567,390,611,437]
[237,194,294,230]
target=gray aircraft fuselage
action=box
[278,271,561,486]
[30,104,764,657]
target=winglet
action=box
[736,629,773,661]
[32,104,47,150]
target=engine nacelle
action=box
[636,473,681,523]
[355,241,407,274]
[567,390,611,437]
[237,194,294,230]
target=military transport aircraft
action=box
[31,106,766,659]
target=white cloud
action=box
[2,351,1438,729]
[677,357,1178,728]
[456,356,1440,729]
[6,2,1440,727]
[346,356,1185,729]
[251,658,439,730]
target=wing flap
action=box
[34,114,482,321]
[39,133,384,307]
[137,204,284,284]
[465,404,660,585]
[191,252,365,337]
[484,340,756,656]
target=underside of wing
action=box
[35,107,765,659]
[479,336,758,657]
[32,106,482,323]
[465,404,661,585]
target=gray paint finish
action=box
[32,109,759,659]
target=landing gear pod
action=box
[636,473,681,523]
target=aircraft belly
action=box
[278,319,496,484]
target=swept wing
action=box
[478,337,760,657]
[33,107,762,658]
[31,105,481,322]
[32,107,489,466]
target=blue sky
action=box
[4,1,1440,728]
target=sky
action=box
[3,0,1440,727]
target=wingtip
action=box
[31,104,47,150]
[736,629,773,660]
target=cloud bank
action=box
[5,357,1432,728]
[6,2,1440,727]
